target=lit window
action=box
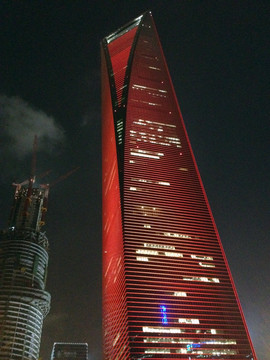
[131,177,170,186]
[178,318,200,324]
[144,224,151,228]
[145,349,170,354]
[199,262,215,268]
[132,84,167,94]
[135,118,176,128]
[130,148,164,159]
[139,149,163,156]
[144,243,175,250]
[136,249,158,256]
[148,66,161,70]
[132,178,151,183]
[136,256,148,262]
[164,252,183,258]
[130,151,160,159]
[132,84,147,89]
[166,136,179,141]
[204,328,223,335]
[204,339,237,345]
[164,232,191,239]
[183,276,220,283]
[173,291,187,297]
[129,187,137,191]
[157,181,170,186]
[176,349,188,354]
[142,326,183,334]
[144,338,192,344]
[133,121,146,126]
[191,254,213,261]
[187,348,237,355]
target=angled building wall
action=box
[101,11,257,360]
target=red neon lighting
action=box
[102,11,257,360]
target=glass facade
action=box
[101,12,257,360]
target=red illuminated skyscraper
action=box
[101,12,257,360]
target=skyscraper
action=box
[50,342,88,360]
[101,11,257,360]
[0,141,50,360]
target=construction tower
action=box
[0,139,51,359]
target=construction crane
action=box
[9,136,79,232]
[39,166,80,227]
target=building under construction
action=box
[0,139,51,359]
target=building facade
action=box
[0,161,50,359]
[101,12,257,360]
[50,342,88,360]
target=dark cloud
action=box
[0,95,65,158]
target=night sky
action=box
[0,1,269,359]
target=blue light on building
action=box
[187,343,201,352]
[160,305,168,325]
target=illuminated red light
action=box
[101,11,257,360]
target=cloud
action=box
[0,95,65,158]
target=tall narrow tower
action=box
[0,141,50,359]
[101,12,257,360]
